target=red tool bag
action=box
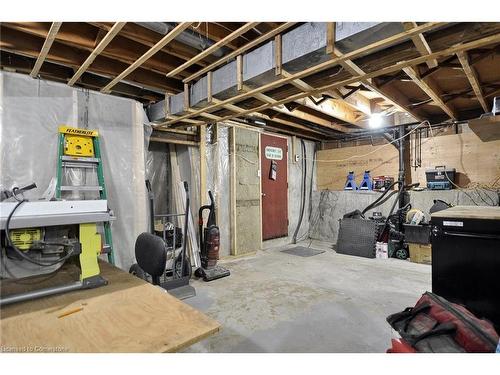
[387,292,499,353]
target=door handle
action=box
[262,193,266,197]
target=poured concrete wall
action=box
[309,190,499,243]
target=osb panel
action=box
[317,144,399,190]
[410,132,500,187]
[317,131,500,191]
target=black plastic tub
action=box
[404,223,431,244]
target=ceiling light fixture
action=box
[369,113,383,128]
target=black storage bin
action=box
[404,223,431,244]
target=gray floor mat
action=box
[281,246,325,257]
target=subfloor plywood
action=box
[0,262,220,352]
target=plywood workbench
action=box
[0,261,220,352]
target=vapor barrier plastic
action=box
[203,124,231,256]
[0,71,147,270]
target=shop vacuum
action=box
[194,191,230,282]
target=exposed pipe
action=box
[398,125,406,213]
[292,139,307,244]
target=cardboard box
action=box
[409,243,432,265]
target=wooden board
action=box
[261,133,288,240]
[317,131,500,191]
[0,262,220,352]
[410,131,500,187]
[316,144,399,190]
[431,205,500,220]
[468,115,500,142]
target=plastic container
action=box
[404,223,431,244]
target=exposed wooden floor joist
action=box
[162,22,444,125]
[403,21,438,68]
[101,23,192,93]
[457,51,489,113]
[402,66,458,120]
[206,33,500,125]
[331,47,424,122]
[68,22,126,86]
[166,23,260,78]
[184,22,296,83]
[3,21,499,135]
[30,22,62,77]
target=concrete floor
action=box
[184,240,431,353]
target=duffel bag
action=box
[387,291,499,353]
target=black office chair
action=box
[134,232,166,286]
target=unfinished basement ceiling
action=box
[1,21,499,140]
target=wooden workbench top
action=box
[0,261,220,352]
[431,205,500,220]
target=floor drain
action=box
[281,246,325,257]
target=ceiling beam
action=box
[164,22,444,125]
[1,22,198,80]
[403,21,438,68]
[68,22,126,86]
[89,22,214,66]
[166,22,260,78]
[332,48,424,121]
[190,22,241,50]
[0,50,163,103]
[457,51,489,112]
[184,22,296,83]
[326,87,372,116]
[402,66,458,120]
[200,33,500,126]
[248,84,358,128]
[101,22,192,93]
[281,70,318,92]
[211,99,333,134]
[295,97,363,126]
[246,89,353,131]
[0,26,182,93]
[30,22,62,77]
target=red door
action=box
[261,134,288,240]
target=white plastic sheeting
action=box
[145,141,169,218]
[0,71,148,270]
[205,124,231,256]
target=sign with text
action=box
[265,146,283,160]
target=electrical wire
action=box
[312,120,431,163]
[5,199,76,267]
[423,121,499,206]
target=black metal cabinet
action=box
[431,206,500,331]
